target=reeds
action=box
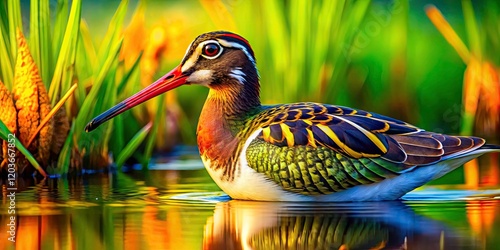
[227,0,372,104]
[426,1,500,186]
[0,0,169,175]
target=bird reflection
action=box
[203,200,467,250]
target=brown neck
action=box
[196,83,260,176]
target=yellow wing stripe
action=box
[316,124,381,158]
[316,124,360,158]
[280,123,295,147]
[371,121,390,133]
[334,115,388,154]
[262,127,271,141]
[306,128,317,147]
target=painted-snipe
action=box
[86,31,500,201]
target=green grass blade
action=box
[0,2,14,89]
[0,16,13,88]
[30,0,51,88]
[39,0,51,86]
[57,121,75,175]
[0,2,8,36]
[142,95,165,168]
[49,0,81,106]
[115,122,152,169]
[261,0,288,102]
[462,0,482,59]
[97,0,129,67]
[29,0,40,79]
[74,21,96,107]
[52,0,69,62]
[111,110,124,155]
[7,0,22,62]
[327,0,371,101]
[117,52,142,93]
[0,119,46,177]
[77,21,97,79]
[100,63,119,152]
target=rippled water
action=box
[1,156,500,250]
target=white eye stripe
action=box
[181,54,197,73]
[217,39,256,66]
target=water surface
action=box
[1,156,500,250]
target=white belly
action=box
[203,156,306,201]
[202,158,467,202]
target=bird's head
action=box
[85,31,260,132]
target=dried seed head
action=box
[0,81,17,168]
[13,30,53,166]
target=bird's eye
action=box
[201,42,222,59]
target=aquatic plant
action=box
[0,0,169,175]
[426,1,500,186]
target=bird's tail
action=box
[480,144,500,151]
[462,144,500,158]
[431,143,500,180]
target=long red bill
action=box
[85,66,187,132]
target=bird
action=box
[85,31,500,202]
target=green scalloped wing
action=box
[244,103,485,195]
